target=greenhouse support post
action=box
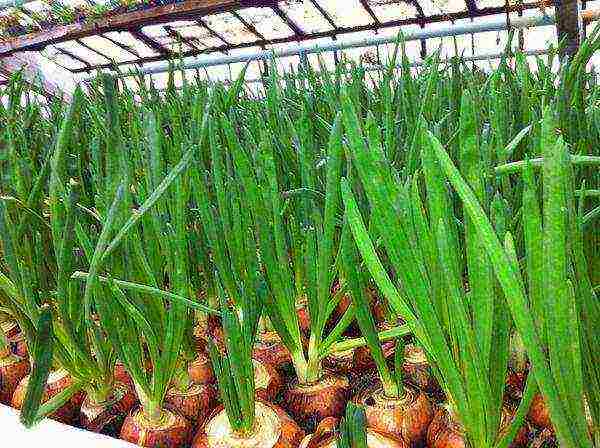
[555,0,582,56]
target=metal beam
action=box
[105,7,600,78]
[464,0,478,14]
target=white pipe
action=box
[107,7,600,79]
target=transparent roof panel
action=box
[419,0,466,16]
[162,40,195,53]
[102,32,157,59]
[42,45,88,71]
[172,25,221,48]
[369,0,420,21]
[61,0,92,7]
[55,41,111,66]
[476,0,537,6]
[236,7,295,40]
[475,0,501,8]
[142,24,168,39]
[79,36,135,63]
[317,0,374,27]
[203,12,251,45]
[522,25,555,51]
[279,0,334,33]
[149,71,186,90]
[337,30,378,58]
[21,0,48,13]
[427,33,473,58]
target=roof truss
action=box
[0,0,556,74]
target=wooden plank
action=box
[0,0,251,56]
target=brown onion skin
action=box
[188,352,216,385]
[284,374,350,430]
[527,393,552,431]
[9,332,28,358]
[189,354,281,402]
[114,362,134,388]
[353,340,396,372]
[354,384,433,447]
[255,359,284,403]
[371,298,388,325]
[505,370,527,404]
[12,371,84,425]
[114,359,153,388]
[323,350,355,376]
[164,383,217,425]
[206,316,226,350]
[191,402,305,448]
[2,322,20,339]
[531,429,558,447]
[297,307,311,335]
[192,326,208,352]
[300,417,409,448]
[500,407,531,448]
[427,406,466,448]
[120,408,192,448]
[0,354,30,405]
[299,417,339,448]
[79,383,138,436]
[402,345,441,397]
[253,332,293,373]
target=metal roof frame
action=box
[0,0,561,75]
[110,7,597,78]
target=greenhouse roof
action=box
[1,0,552,74]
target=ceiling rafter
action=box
[195,17,230,54]
[307,0,337,29]
[101,34,142,59]
[359,0,381,25]
[130,29,172,56]
[164,25,203,51]
[271,4,305,37]
[230,10,266,40]
[55,46,92,69]
[75,39,111,62]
